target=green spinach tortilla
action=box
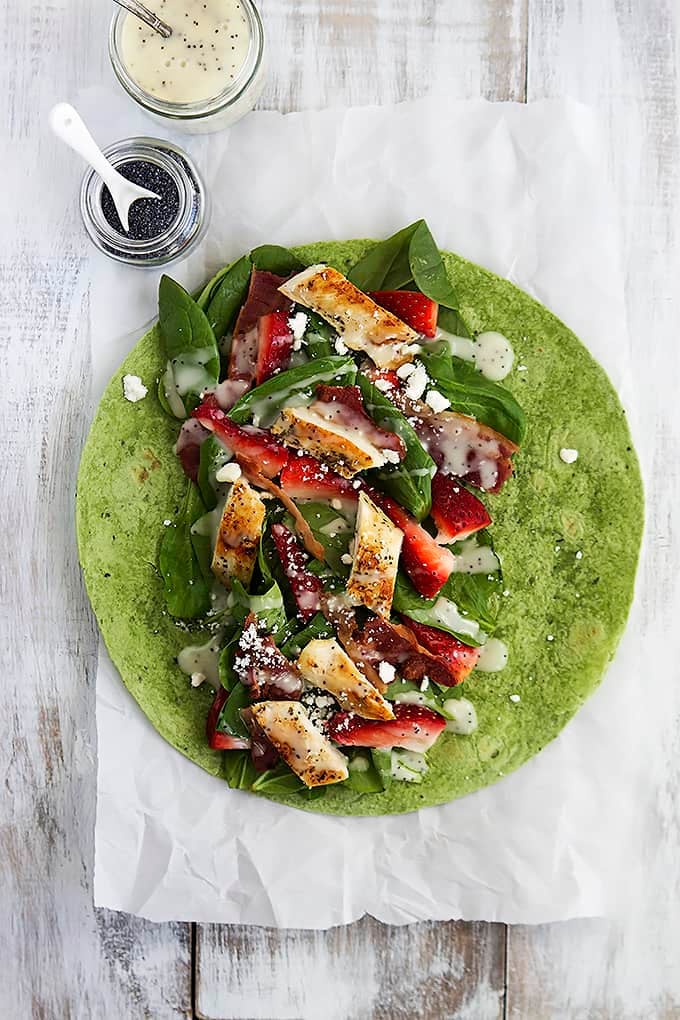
[76,240,643,815]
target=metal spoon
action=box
[49,103,160,234]
[112,0,172,39]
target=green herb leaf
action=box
[286,502,354,576]
[438,534,503,635]
[346,221,421,291]
[230,578,289,641]
[280,612,335,659]
[408,220,464,312]
[419,344,526,445]
[228,356,357,426]
[216,681,251,740]
[344,751,384,793]
[223,749,259,790]
[250,245,305,275]
[158,275,220,418]
[302,310,337,359]
[370,749,393,790]
[356,372,435,520]
[158,482,211,619]
[202,255,252,339]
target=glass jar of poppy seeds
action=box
[79,136,209,266]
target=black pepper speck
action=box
[101,160,180,240]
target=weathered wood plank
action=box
[196,918,505,1020]
[196,2,527,1016]
[0,0,193,1015]
[508,1,680,1014]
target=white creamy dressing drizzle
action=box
[437,328,514,381]
[177,633,223,688]
[443,697,478,734]
[476,637,509,673]
[120,0,251,104]
[161,361,187,418]
[425,598,483,642]
[391,749,429,780]
[191,496,226,550]
[429,418,503,492]
[451,537,500,575]
[171,346,217,396]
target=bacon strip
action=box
[349,615,472,688]
[234,613,303,701]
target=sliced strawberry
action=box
[271,524,324,622]
[366,487,454,598]
[430,472,491,544]
[234,613,303,699]
[279,454,360,503]
[192,399,289,478]
[328,703,445,752]
[400,618,480,684]
[366,369,401,392]
[206,687,250,751]
[256,311,294,385]
[175,418,211,482]
[370,291,439,337]
[232,269,291,341]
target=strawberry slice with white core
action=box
[256,311,294,385]
[192,397,289,478]
[328,703,446,753]
[370,291,439,337]
[271,523,324,622]
[366,487,455,598]
[430,472,492,544]
[400,617,480,684]
[279,454,361,503]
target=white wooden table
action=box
[3,1,679,1016]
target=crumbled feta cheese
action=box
[382,450,401,464]
[404,362,428,401]
[215,462,242,484]
[374,378,393,393]
[352,479,362,489]
[502,589,510,597]
[420,676,430,691]
[341,553,353,565]
[378,662,396,684]
[190,672,206,688]
[163,519,172,526]
[517,364,528,372]
[330,498,343,510]
[547,634,555,642]
[334,337,349,355]
[575,550,583,560]
[288,311,309,341]
[425,389,451,413]
[559,448,579,464]
[509,693,521,703]
[396,362,416,380]
[123,374,148,402]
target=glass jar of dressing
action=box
[109,0,265,134]
[80,136,208,265]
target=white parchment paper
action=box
[81,91,646,925]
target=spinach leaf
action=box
[286,502,354,576]
[419,344,526,445]
[346,221,421,291]
[228,356,357,425]
[344,752,384,793]
[202,255,252,340]
[280,613,335,659]
[223,750,258,790]
[383,680,459,719]
[231,578,289,641]
[370,749,393,790]
[356,372,434,521]
[218,629,242,691]
[302,310,336,359]
[437,305,472,339]
[408,220,465,313]
[438,535,503,635]
[158,275,220,418]
[158,482,211,619]
[392,572,485,646]
[250,244,305,276]
[216,681,251,740]
[251,760,310,794]
[197,435,231,510]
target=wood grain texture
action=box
[196,918,505,1020]
[507,1,680,1016]
[0,0,192,1016]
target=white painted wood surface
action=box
[1,0,678,1017]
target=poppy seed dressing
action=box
[101,160,180,239]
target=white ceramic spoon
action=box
[49,102,160,233]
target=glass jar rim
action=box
[109,0,265,121]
